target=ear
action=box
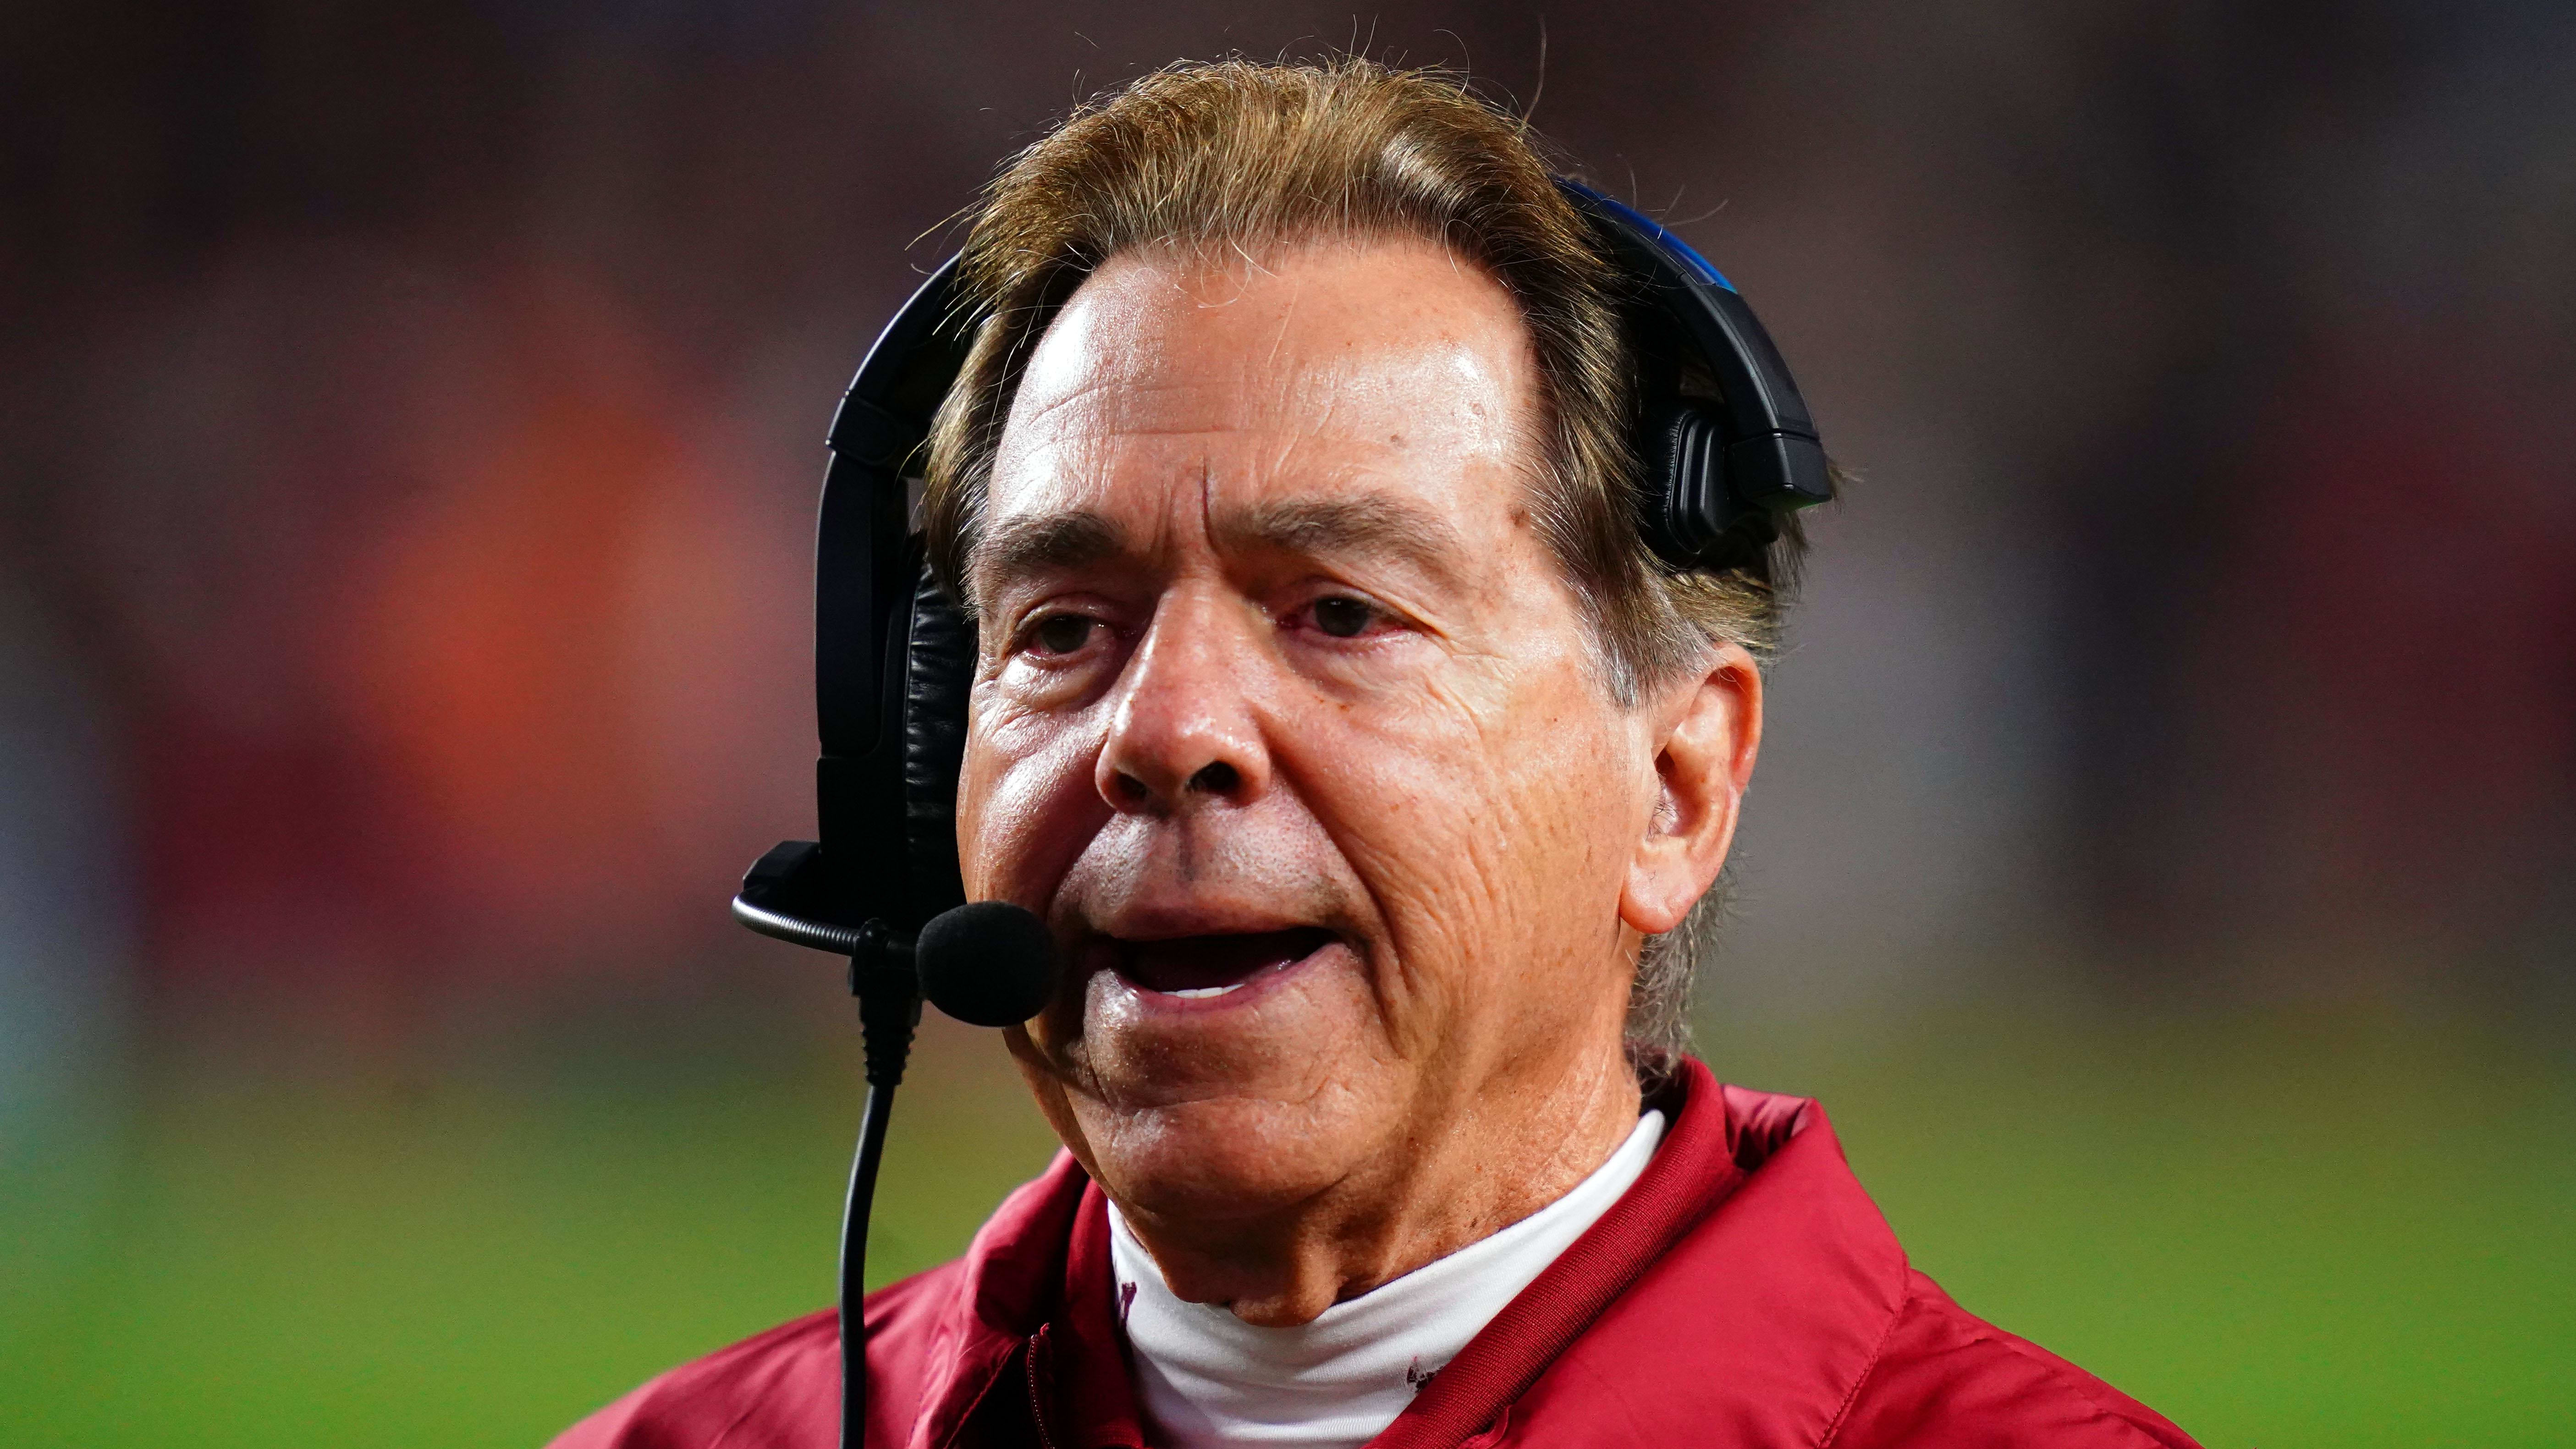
[1619,642,1763,936]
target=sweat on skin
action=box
[949,235,1763,1328]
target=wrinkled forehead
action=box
[989,238,1542,517]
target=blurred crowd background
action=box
[3,3,2570,1445]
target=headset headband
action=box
[727,180,1834,1449]
[1557,181,1830,531]
[738,179,1831,950]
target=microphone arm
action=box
[732,843,1060,1449]
[732,843,918,1449]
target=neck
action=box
[1116,1037,1644,1327]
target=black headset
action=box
[725,176,1830,1449]
[732,177,1830,965]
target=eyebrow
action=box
[1213,496,1470,590]
[971,509,1127,595]
[969,492,1473,599]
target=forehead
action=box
[988,236,1540,531]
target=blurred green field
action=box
[3,998,2569,1448]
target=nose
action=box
[1096,591,1271,815]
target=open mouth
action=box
[1111,927,1338,1000]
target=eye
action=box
[1028,613,1097,656]
[1311,595,1376,639]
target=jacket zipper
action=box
[1024,1329,1060,1449]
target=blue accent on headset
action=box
[1555,180,1735,293]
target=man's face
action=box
[957,237,1690,1232]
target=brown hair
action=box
[921,57,1813,1067]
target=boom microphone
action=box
[729,854,1065,1448]
[917,901,1058,1027]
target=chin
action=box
[1047,940,1410,1222]
[1095,1091,1381,1223]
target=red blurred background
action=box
[9,1,2570,1023]
[1,4,2569,1445]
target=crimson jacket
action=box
[555,1060,2200,1448]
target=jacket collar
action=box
[1478,1074,1910,1446]
[911,1061,1908,1449]
[903,1146,1090,1449]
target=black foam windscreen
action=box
[915,901,1059,1028]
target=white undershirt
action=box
[1107,1110,1667,1449]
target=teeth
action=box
[1167,983,1244,1000]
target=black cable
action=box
[731,876,1056,1443]
[842,928,921,1449]
[840,1076,897,1449]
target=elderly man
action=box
[558,60,2199,1449]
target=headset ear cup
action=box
[899,561,974,928]
[1637,399,1745,567]
[1707,507,1778,575]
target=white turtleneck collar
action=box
[1106,1109,1667,1449]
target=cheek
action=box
[1288,649,1650,1006]
[958,690,1108,905]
